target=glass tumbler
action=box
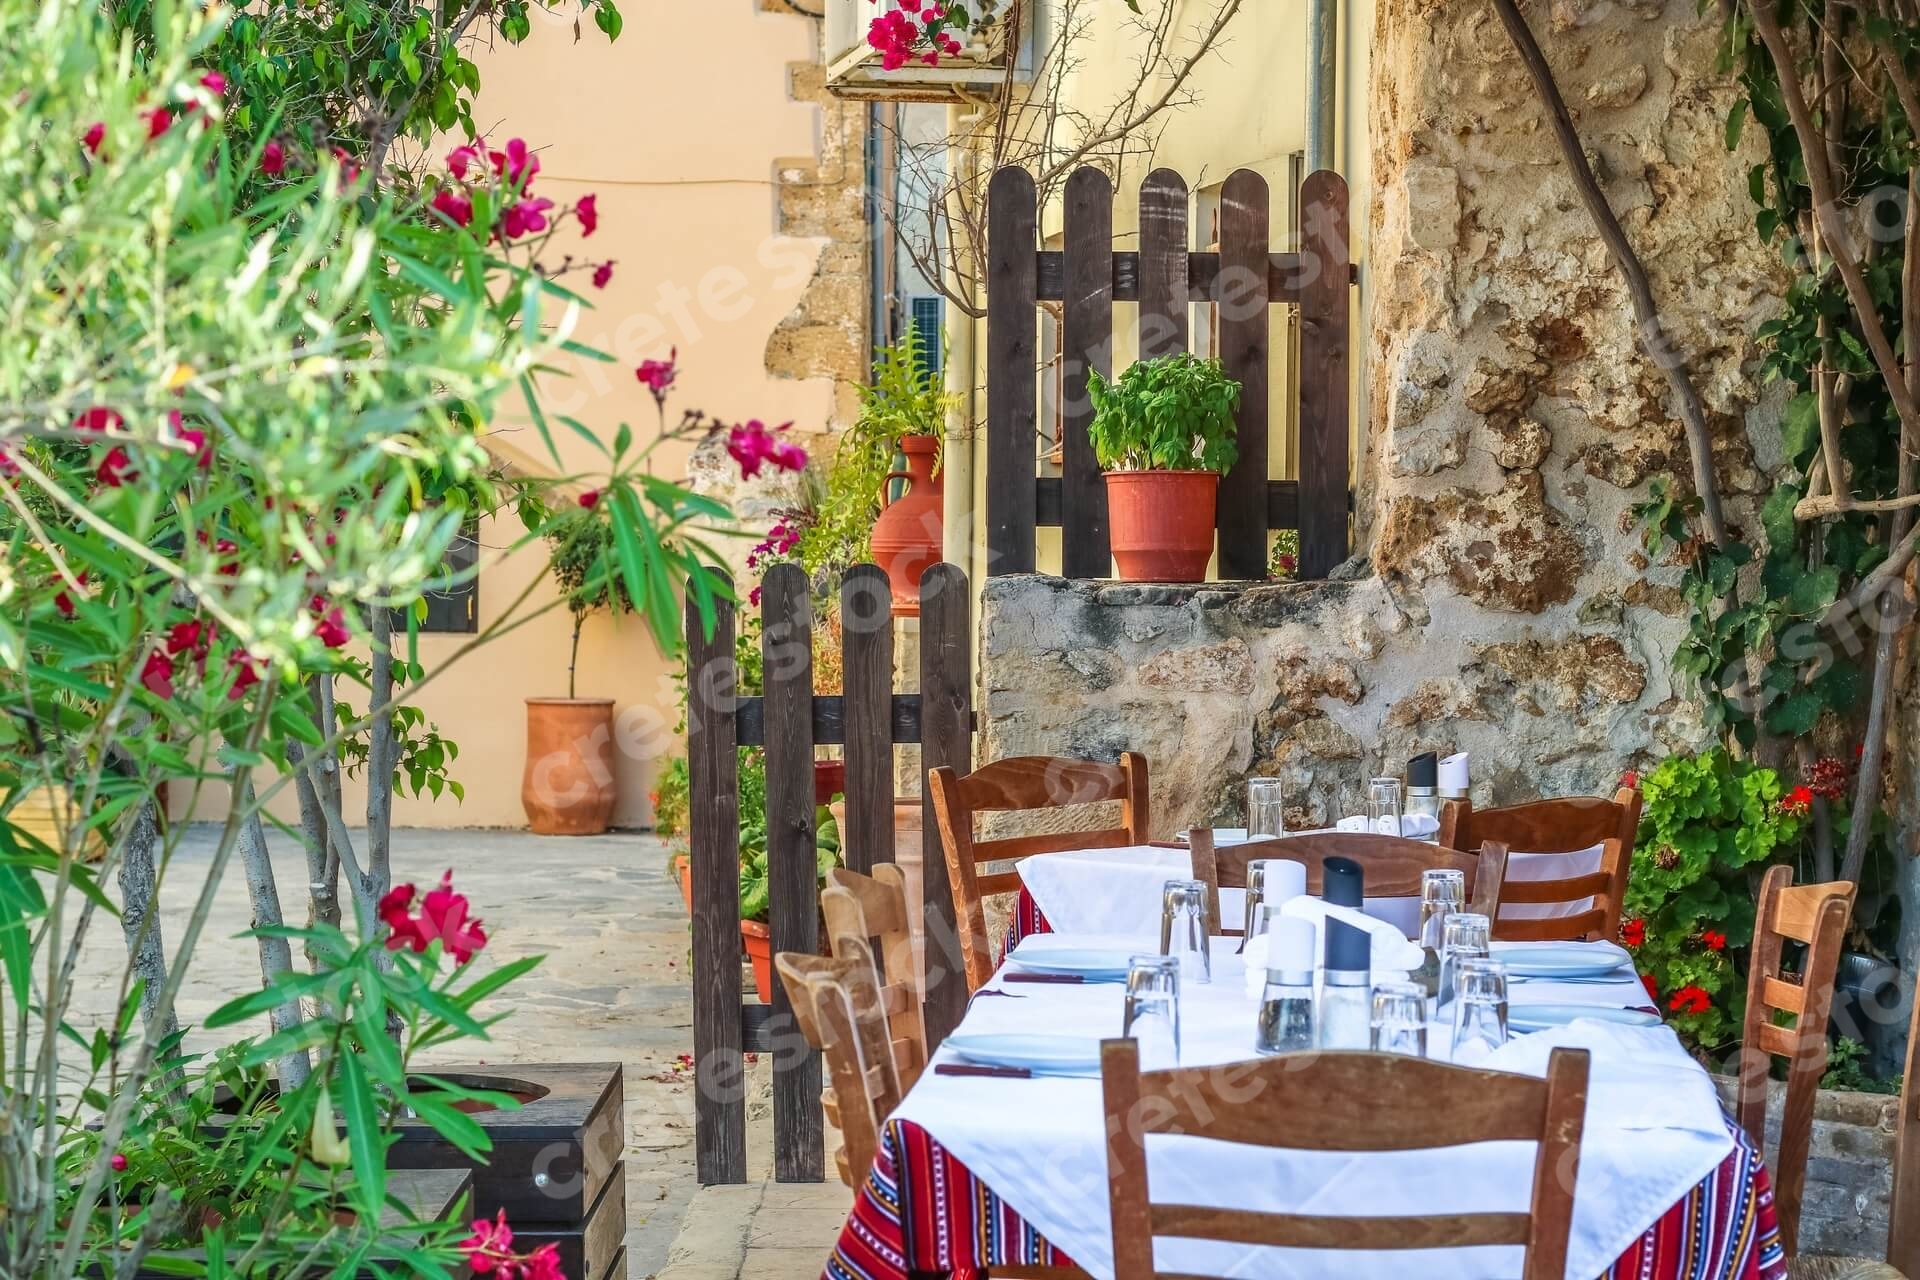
[1247,778,1286,839]
[1450,957,1510,1064]
[1159,879,1212,985]
[1368,776,1404,837]
[1243,859,1279,941]
[1370,981,1430,1057]
[1438,911,1492,1009]
[1124,954,1182,1070]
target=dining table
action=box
[822,841,1787,1280]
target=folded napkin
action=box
[1334,812,1441,838]
[1485,1019,1729,1137]
[1275,896,1425,972]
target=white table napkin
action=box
[901,937,1734,1280]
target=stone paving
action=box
[64,825,847,1279]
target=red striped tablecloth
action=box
[822,887,1788,1280]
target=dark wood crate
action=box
[513,1159,625,1280]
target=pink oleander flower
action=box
[260,139,286,176]
[578,489,601,509]
[331,147,360,186]
[74,406,122,433]
[432,187,475,229]
[725,420,807,480]
[83,122,105,154]
[140,650,175,700]
[489,137,540,189]
[380,871,488,963]
[96,446,137,488]
[458,1209,564,1279]
[54,571,86,619]
[592,260,615,289]
[145,107,172,139]
[576,192,599,237]
[225,650,260,701]
[309,596,350,649]
[636,349,677,401]
[169,410,211,467]
[499,196,553,240]
[108,1153,128,1172]
[166,619,209,658]
[447,142,483,179]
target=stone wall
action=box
[978,0,1789,819]
[1711,1078,1898,1259]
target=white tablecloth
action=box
[897,935,1731,1280]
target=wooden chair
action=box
[1733,866,1857,1260]
[929,753,1150,992]
[774,941,903,1189]
[823,864,927,1089]
[1197,830,1509,935]
[1100,1039,1591,1279]
[1437,788,1640,943]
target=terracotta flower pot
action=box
[670,851,694,914]
[741,920,774,1004]
[521,698,617,835]
[870,434,943,616]
[1104,469,1219,582]
[814,759,846,805]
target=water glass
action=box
[1124,954,1182,1069]
[1370,981,1430,1057]
[1243,859,1278,940]
[1368,776,1404,837]
[1247,778,1286,838]
[1419,869,1465,951]
[1438,911,1491,1008]
[1159,879,1212,985]
[1450,957,1510,1064]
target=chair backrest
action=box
[1101,1040,1590,1280]
[1889,961,1920,1275]
[928,753,1150,991]
[775,942,903,1189]
[823,864,927,1088]
[1437,788,1641,943]
[1206,831,1509,933]
[1734,865,1856,1257]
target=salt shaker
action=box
[1404,751,1443,843]
[1256,914,1317,1054]
[1317,917,1373,1050]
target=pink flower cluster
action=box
[379,871,489,964]
[459,1210,563,1280]
[746,519,802,573]
[868,0,965,70]
[636,350,678,403]
[433,136,611,285]
[726,421,807,481]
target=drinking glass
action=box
[1370,981,1430,1057]
[1368,777,1404,837]
[1124,954,1182,1069]
[1242,859,1278,941]
[1438,911,1491,1008]
[1450,957,1510,1064]
[1159,879,1212,985]
[1247,778,1286,839]
[1419,869,1465,951]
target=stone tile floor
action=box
[64,825,848,1280]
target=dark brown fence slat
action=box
[840,565,894,875]
[918,563,973,1046]
[1061,168,1115,577]
[759,564,823,1183]
[1298,170,1351,579]
[1217,169,1272,580]
[1037,477,1303,530]
[1033,250,1356,304]
[686,573,745,1185]
[734,693,930,747]
[1138,170,1190,360]
[986,167,1038,575]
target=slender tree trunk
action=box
[1488,0,1730,548]
[231,775,311,1088]
[366,609,395,907]
[568,616,583,701]
[115,799,176,1042]
[286,676,341,972]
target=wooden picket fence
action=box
[984,166,1356,580]
[683,561,975,1185]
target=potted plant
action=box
[738,803,841,1003]
[1087,353,1243,582]
[523,507,635,835]
[800,330,953,614]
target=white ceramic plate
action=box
[1509,1003,1662,1033]
[1497,942,1633,979]
[945,1033,1105,1075]
[1005,948,1136,980]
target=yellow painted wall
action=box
[181,1,848,831]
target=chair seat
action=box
[1789,1258,1909,1280]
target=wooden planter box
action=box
[129,1168,471,1278]
[390,1062,626,1280]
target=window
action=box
[392,523,478,634]
[909,294,944,386]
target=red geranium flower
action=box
[592,260,615,289]
[1667,985,1712,1016]
[1808,757,1848,802]
[380,871,488,963]
[1620,918,1645,949]
[1779,784,1814,817]
[1619,769,1639,790]
[1640,972,1658,1003]
[575,192,598,236]
[1700,929,1727,952]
